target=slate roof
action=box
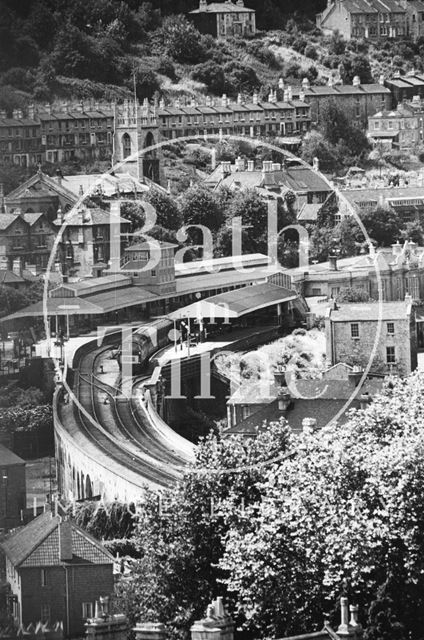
[0,270,24,285]
[1,512,113,568]
[0,214,19,230]
[5,172,76,204]
[0,443,25,466]
[190,1,255,13]
[225,377,384,436]
[54,208,129,227]
[206,163,331,193]
[329,301,412,321]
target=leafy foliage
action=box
[115,422,293,637]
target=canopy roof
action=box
[1,287,158,322]
[168,283,298,320]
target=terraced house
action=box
[317,0,424,41]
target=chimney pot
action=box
[302,417,317,434]
[329,255,338,271]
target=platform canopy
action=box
[168,283,298,321]
[1,287,158,322]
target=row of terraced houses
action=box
[1,73,416,169]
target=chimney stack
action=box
[12,258,22,276]
[348,365,363,388]
[338,597,350,635]
[329,254,338,271]
[59,519,73,562]
[222,161,232,176]
[247,160,255,171]
[302,417,317,434]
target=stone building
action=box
[0,443,26,531]
[385,72,424,105]
[1,511,115,637]
[0,212,56,273]
[339,185,424,223]
[189,0,256,38]
[54,206,130,279]
[158,90,311,143]
[225,363,383,435]
[112,99,161,184]
[119,240,177,296]
[317,0,416,40]
[203,158,334,214]
[325,300,417,376]
[367,97,424,151]
[287,242,424,305]
[0,102,114,168]
[292,77,392,129]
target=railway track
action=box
[72,345,186,488]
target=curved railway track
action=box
[71,345,188,488]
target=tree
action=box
[336,287,372,303]
[220,372,424,640]
[226,189,269,253]
[115,422,292,639]
[301,131,338,173]
[160,15,205,64]
[0,285,29,319]
[72,501,136,539]
[359,207,403,247]
[144,189,182,231]
[191,61,226,95]
[401,220,424,246]
[179,185,224,233]
[339,54,373,84]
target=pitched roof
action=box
[0,443,25,466]
[190,1,255,13]
[61,172,150,199]
[329,301,412,321]
[20,212,45,225]
[5,172,77,204]
[0,214,20,230]
[54,208,129,227]
[1,512,113,568]
[0,270,25,285]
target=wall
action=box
[0,462,26,530]
[326,315,415,376]
[20,564,113,636]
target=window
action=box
[41,569,47,587]
[386,346,396,364]
[151,269,157,277]
[241,405,251,420]
[82,602,94,620]
[41,604,50,622]
[122,133,131,159]
[351,323,360,338]
[387,322,395,334]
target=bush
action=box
[191,61,226,95]
[160,15,206,64]
[304,44,318,60]
[223,61,259,95]
[156,56,176,81]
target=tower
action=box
[113,99,162,184]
